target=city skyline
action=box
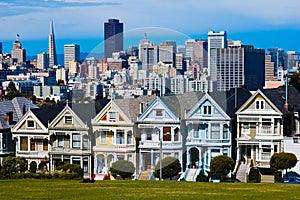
[1,0,300,55]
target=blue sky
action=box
[1,0,300,55]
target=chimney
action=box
[6,112,13,125]
[139,102,144,114]
[23,104,26,115]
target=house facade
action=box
[137,97,182,178]
[48,104,92,178]
[236,90,283,168]
[185,94,232,173]
[92,96,154,178]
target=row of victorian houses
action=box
[1,85,300,181]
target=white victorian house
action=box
[185,93,232,175]
[236,89,283,169]
[137,97,182,180]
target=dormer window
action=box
[255,100,265,110]
[65,116,73,124]
[27,120,35,128]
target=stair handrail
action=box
[233,160,241,175]
[193,169,201,182]
[183,168,190,181]
[135,171,141,180]
[147,171,153,180]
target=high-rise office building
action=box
[37,52,49,70]
[48,20,58,67]
[11,40,26,65]
[193,39,208,69]
[64,44,80,69]
[268,48,284,75]
[104,19,123,58]
[208,31,227,80]
[215,45,265,91]
[284,51,298,70]
[0,42,2,54]
[265,55,275,82]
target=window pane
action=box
[116,130,125,144]
[58,136,64,147]
[72,134,81,148]
[20,137,28,151]
[27,120,34,128]
[101,131,107,144]
[163,127,171,141]
[43,139,48,151]
[127,132,132,144]
[65,116,72,124]
[30,139,35,151]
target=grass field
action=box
[0,180,300,199]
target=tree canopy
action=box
[154,156,181,180]
[110,160,135,180]
[210,155,234,180]
[0,156,28,179]
[270,152,297,175]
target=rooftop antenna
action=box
[144,33,147,40]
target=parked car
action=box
[281,177,300,184]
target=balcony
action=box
[17,151,48,157]
[139,141,182,149]
[261,126,272,135]
[51,147,71,152]
[186,138,230,145]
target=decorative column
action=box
[151,149,154,171]
[186,147,190,168]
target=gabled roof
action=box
[49,104,88,129]
[114,95,155,122]
[0,97,38,123]
[236,89,282,114]
[262,85,300,114]
[161,92,205,119]
[209,87,252,118]
[30,104,65,127]
[186,93,231,120]
[138,96,179,121]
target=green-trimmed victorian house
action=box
[48,104,92,178]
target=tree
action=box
[290,71,300,92]
[29,161,37,173]
[0,156,28,179]
[210,155,234,180]
[110,160,135,180]
[270,152,297,175]
[154,156,181,180]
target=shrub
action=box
[29,162,37,173]
[154,157,181,180]
[196,171,209,182]
[248,168,261,183]
[52,171,60,179]
[110,160,135,180]
[274,170,282,183]
[57,164,83,178]
[210,155,234,180]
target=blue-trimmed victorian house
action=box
[137,97,182,180]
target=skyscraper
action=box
[0,42,2,54]
[37,52,49,70]
[215,45,265,91]
[11,40,26,65]
[104,19,123,58]
[64,44,80,69]
[48,20,58,68]
[208,31,227,80]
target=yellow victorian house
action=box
[91,96,154,179]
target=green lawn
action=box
[0,180,299,199]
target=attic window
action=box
[255,100,265,110]
[27,120,35,128]
[155,110,163,117]
[203,105,212,115]
[65,116,73,124]
[108,111,117,120]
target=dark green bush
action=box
[274,170,282,183]
[52,172,60,178]
[57,164,83,178]
[196,171,209,182]
[248,168,261,183]
[29,162,37,173]
[110,160,135,180]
